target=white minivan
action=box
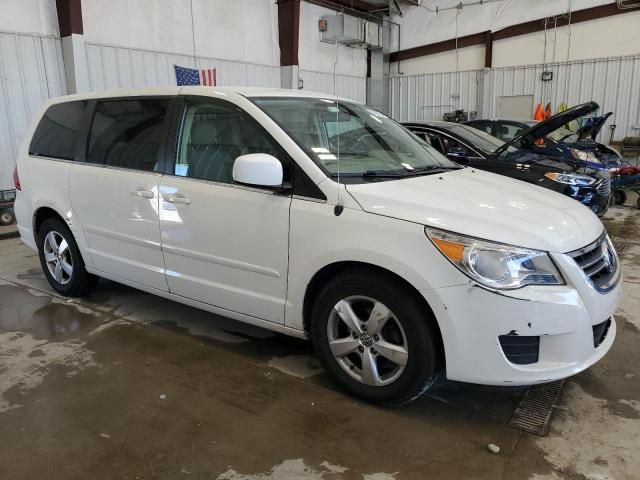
[14,87,622,405]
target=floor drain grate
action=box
[509,379,565,436]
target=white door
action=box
[497,95,534,119]
[159,97,291,323]
[70,98,172,291]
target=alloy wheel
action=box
[43,231,73,285]
[327,295,409,387]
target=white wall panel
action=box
[484,54,640,140]
[85,43,281,91]
[81,0,280,67]
[298,2,368,78]
[299,69,366,103]
[389,69,482,122]
[0,32,66,189]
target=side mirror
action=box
[233,154,283,188]
[446,146,467,158]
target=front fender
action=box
[285,199,466,331]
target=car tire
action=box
[311,269,442,406]
[613,190,627,205]
[0,208,14,226]
[37,218,99,296]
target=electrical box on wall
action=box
[319,14,381,48]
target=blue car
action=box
[465,105,622,171]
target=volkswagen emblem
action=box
[360,333,374,348]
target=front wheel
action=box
[613,190,627,205]
[37,218,98,296]
[311,270,442,406]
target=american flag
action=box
[174,65,217,86]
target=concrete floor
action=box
[1,206,639,480]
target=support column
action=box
[484,30,493,68]
[366,47,385,113]
[366,18,391,114]
[56,0,89,93]
[277,0,301,89]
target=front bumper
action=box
[421,251,622,386]
[570,187,609,216]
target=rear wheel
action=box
[311,270,442,406]
[37,218,98,296]
[0,209,14,226]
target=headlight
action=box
[545,172,596,186]
[425,227,564,290]
[570,148,600,163]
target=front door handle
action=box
[163,194,191,205]
[132,189,155,199]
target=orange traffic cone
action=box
[533,102,544,120]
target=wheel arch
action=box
[32,205,93,268]
[302,260,445,369]
[33,206,66,237]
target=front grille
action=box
[568,234,619,292]
[593,318,612,348]
[596,176,611,196]
[499,335,540,365]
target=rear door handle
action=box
[132,189,155,199]
[163,194,191,205]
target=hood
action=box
[495,102,599,155]
[346,168,603,253]
[574,112,613,142]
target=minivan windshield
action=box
[253,97,457,180]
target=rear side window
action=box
[29,101,88,160]
[87,99,170,172]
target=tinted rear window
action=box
[87,99,170,172]
[29,101,88,160]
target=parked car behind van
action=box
[464,105,621,170]
[14,88,621,405]
[403,104,612,216]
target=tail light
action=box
[13,165,21,190]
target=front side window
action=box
[252,98,456,182]
[29,101,88,160]
[175,99,286,184]
[86,99,170,172]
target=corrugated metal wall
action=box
[484,54,640,141]
[85,43,281,91]
[390,53,640,142]
[299,69,367,104]
[389,69,482,122]
[0,31,67,189]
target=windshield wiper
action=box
[330,165,462,179]
[362,170,406,178]
[329,170,403,178]
[402,165,463,176]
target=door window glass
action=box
[175,99,285,184]
[29,101,88,160]
[495,123,524,142]
[87,99,170,171]
[468,121,493,135]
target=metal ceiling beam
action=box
[390,2,637,63]
[278,0,301,66]
[56,0,83,36]
[303,0,385,15]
